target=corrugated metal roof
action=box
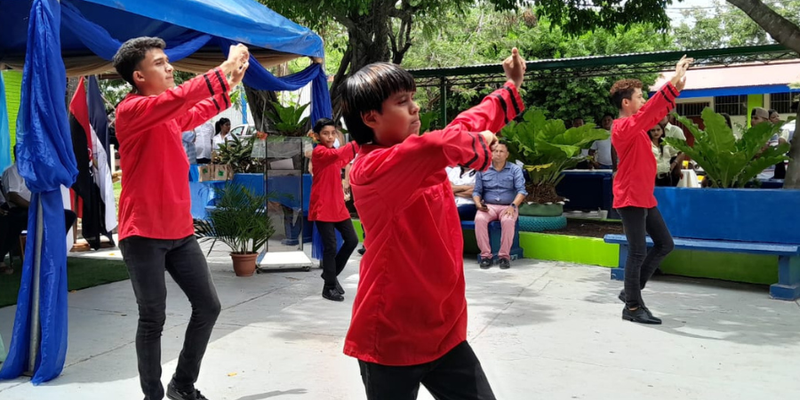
[408,44,794,79]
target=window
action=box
[771,92,797,114]
[676,102,710,117]
[713,95,747,116]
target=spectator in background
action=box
[182,129,197,165]
[662,115,686,141]
[649,123,684,187]
[212,117,232,153]
[473,142,527,270]
[769,109,781,124]
[446,166,478,220]
[194,120,214,164]
[589,113,614,169]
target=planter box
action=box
[654,187,800,245]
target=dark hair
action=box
[720,112,732,129]
[601,113,614,120]
[648,125,665,152]
[573,117,584,123]
[610,79,643,109]
[341,62,416,145]
[313,118,336,134]
[112,37,167,90]
[215,118,230,135]
[494,141,509,151]
[769,109,779,117]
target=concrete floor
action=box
[1,243,800,400]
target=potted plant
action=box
[655,107,798,244]
[502,109,610,216]
[194,184,275,276]
[214,134,265,174]
[666,108,789,188]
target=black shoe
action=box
[622,307,662,325]
[357,247,366,255]
[335,279,345,295]
[322,287,344,302]
[479,258,492,269]
[167,381,209,400]
[618,290,659,321]
[498,258,511,270]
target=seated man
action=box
[0,146,77,271]
[473,142,527,270]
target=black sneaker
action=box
[618,290,659,321]
[479,258,492,269]
[357,247,366,255]
[335,279,345,295]
[622,307,662,325]
[322,287,344,302]
[167,381,209,400]
[498,258,511,270]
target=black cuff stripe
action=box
[492,94,509,124]
[203,74,215,97]
[464,132,479,167]
[659,90,675,107]
[211,97,221,112]
[504,86,521,116]
[214,69,229,93]
[477,134,490,171]
[666,84,678,98]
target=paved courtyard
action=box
[1,244,799,400]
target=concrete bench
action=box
[462,220,524,262]
[604,234,800,301]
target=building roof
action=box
[650,59,800,98]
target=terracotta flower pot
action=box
[230,253,258,277]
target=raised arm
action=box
[177,93,232,132]
[312,141,359,170]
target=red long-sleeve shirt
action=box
[344,83,524,366]
[612,82,680,209]
[115,68,231,240]
[309,142,358,222]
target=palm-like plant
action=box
[194,184,275,255]
[266,101,310,136]
[502,109,610,203]
[214,134,266,173]
[665,108,790,188]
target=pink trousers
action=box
[474,204,518,260]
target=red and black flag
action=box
[69,76,117,249]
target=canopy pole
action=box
[439,77,447,128]
[27,198,44,375]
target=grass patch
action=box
[0,257,129,308]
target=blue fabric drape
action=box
[0,0,77,384]
[0,74,11,171]
[219,38,332,124]
[60,0,211,62]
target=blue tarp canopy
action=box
[0,0,329,385]
[1,0,324,63]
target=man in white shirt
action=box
[662,115,687,141]
[590,114,615,169]
[194,120,214,164]
[0,147,76,271]
[446,166,478,220]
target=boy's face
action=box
[601,116,613,130]
[317,125,338,148]
[134,48,175,95]
[623,88,646,114]
[366,91,420,146]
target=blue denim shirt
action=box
[473,162,528,205]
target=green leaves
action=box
[502,108,609,202]
[214,134,266,174]
[266,101,310,137]
[665,108,790,188]
[194,184,275,255]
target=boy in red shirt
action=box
[112,37,249,400]
[341,48,525,399]
[611,56,693,325]
[308,117,360,302]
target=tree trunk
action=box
[726,0,800,54]
[783,107,800,188]
[726,0,800,188]
[243,85,278,132]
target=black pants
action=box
[457,204,478,221]
[359,341,495,400]
[617,206,674,309]
[119,235,221,400]
[196,158,211,164]
[0,207,76,261]
[315,219,358,289]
